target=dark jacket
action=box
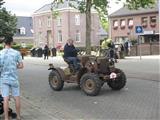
[63,43,77,58]
[44,45,49,54]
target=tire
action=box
[80,73,102,96]
[49,70,64,91]
[107,68,126,90]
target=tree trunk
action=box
[85,0,92,55]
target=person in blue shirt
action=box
[63,39,80,70]
[0,36,23,120]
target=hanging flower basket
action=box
[150,23,156,27]
[142,23,147,28]
[113,26,118,30]
[120,25,125,29]
[128,25,133,29]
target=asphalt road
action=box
[18,56,159,120]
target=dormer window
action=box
[19,27,26,35]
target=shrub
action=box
[26,44,33,49]
[12,44,21,50]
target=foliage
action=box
[125,0,155,9]
[25,44,33,49]
[100,16,108,31]
[0,0,5,8]
[11,43,21,50]
[0,0,17,38]
[0,43,3,50]
[51,1,60,18]
[0,42,33,51]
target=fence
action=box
[130,42,159,56]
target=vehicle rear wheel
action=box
[107,68,126,90]
[49,70,64,91]
[80,73,102,96]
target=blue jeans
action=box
[66,57,80,70]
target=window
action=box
[150,16,156,23]
[75,30,81,42]
[128,18,133,28]
[120,19,125,28]
[39,19,42,27]
[47,16,51,27]
[113,20,118,29]
[57,17,62,26]
[19,27,26,35]
[57,30,62,42]
[141,17,148,27]
[38,32,42,45]
[150,16,156,27]
[75,14,80,25]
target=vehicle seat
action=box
[63,56,74,65]
[63,56,76,73]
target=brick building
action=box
[32,1,100,49]
[109,3,159,55]
[109,4,159,43]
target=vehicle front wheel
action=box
[80,73,102,96]
[49,70,64,91]
[107,68,126,90]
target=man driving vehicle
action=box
[63,39,80,70]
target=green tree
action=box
[125,0,155,9]
[100,15,108,31]
[0,0,17,39]
[52,0,155,54]
[0,0,5,7]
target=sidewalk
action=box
[125,55,160,59]
[0,98,58,120]
[23,55,160,64]
[23,56,67,67]
[2,96,58,120]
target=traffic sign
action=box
[135,26,143,34]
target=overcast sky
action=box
[3,0,124,16]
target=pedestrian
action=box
[120,44,125,58]
[51,47,56,57]
[128,41,131,56]
[43,44,49,60]
[124,40,129,56]
[19,47,26,60]
[0,36,23,120]
[115,44,120,60]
